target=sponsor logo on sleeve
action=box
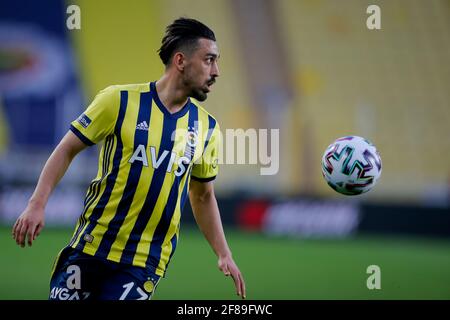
[77,114,92,129]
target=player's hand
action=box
[12,203,45,248]
[218,255,246,299]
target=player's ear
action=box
[173,52,186,72]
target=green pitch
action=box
[1,226,450,300]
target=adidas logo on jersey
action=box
[136,121,149,131]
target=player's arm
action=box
[12,131,87,247]
[12,86,118,248]
[189,179,246,299]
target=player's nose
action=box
[211,61,220,78]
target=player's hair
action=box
[158,17,216,66]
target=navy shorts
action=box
[49,247,161,300]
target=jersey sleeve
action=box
[70,86,119,145]
[191,122,221,182]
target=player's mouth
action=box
[205,79,215,92]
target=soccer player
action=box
[12,17,246,300]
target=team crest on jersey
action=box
[212,158,218,169]
[186,126,198,147]
[143,280,155,293]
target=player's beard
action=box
[189,87,208,101]
[190,77,216,101]
[183,70,213,102]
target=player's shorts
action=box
[49,246,161,300]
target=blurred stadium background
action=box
[1,0,449,299]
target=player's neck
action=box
[154,76,189,114]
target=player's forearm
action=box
[29,142,78,209]
[190,192,232,258]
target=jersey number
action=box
[119,282,149,300]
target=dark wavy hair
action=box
[158,17,216,66]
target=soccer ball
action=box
[321,136,382,195]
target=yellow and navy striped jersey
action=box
[68,82,220,276]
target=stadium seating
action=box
[275,0,450,201]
